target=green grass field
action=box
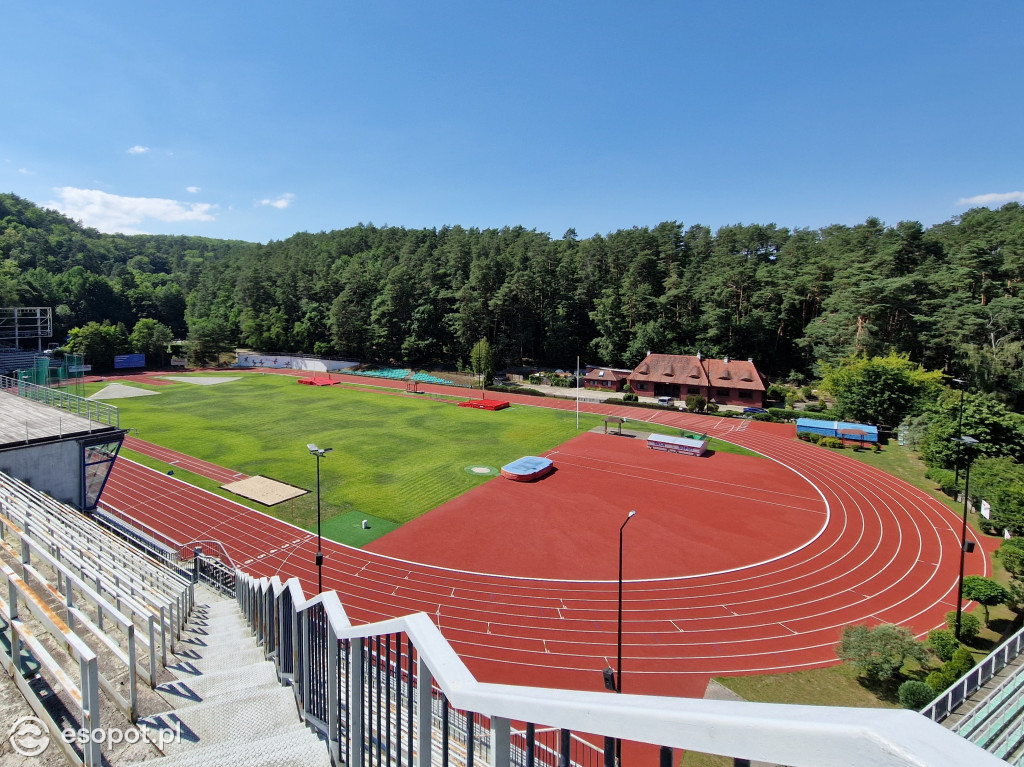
[91,374,605,541]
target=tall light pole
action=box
[616,509,636,766]
[950,378,967,485]
[953,435,978,640]
[308,443,332,593]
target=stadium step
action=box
[130,585,329,767]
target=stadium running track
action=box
[99,370,994,700]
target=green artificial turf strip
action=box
[97,373,603,527]
[318,512,402,547]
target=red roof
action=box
[628,354,766,392]
[583,367,630,382]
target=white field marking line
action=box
[118,434,834,585]
[112,460,839,626]
[551,448,823,506]
[116,446,827,606]
[273,534,317,575]
[116,428,954,643]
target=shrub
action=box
[621,393,638,402]
[925,669,956,693]
[835,624,929,682]
[685,394,707,412]
[769,407,805,421]
[490,385,546,397]
[949,647,976,676]
[801,385,816,401]
[926,629,960,662]
[924,467,958,497]
[766,383,789,401]
[926,645,977,693]
[962,575,1010,625]
[898,680,936,709]
[818,437,844,449]
[945,611,982,643]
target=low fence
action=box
[95,505,236,596]
[0,373,119,428]
[237,572,1005,767]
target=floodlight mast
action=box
[308,443,333,592]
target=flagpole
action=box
[576,355,580,429]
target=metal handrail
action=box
[921,622,1024,723]
[0,373,119,428]
[237,571,1006,767]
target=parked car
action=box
[742,406,768,414]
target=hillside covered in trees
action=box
[1,192,1022,407]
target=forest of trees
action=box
[2,192,1022,408]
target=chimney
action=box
[724,356,730,364]
[696,351,702,361]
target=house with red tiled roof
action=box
[582,365,632,393]
[627,353,767,407]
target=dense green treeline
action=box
[2,192,1023,406]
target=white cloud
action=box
[186,186,201,194]
[258,193,295,209]
[48,187,216,234]
[956,191,1024,207]
[18,168,32,175]
[127,145,150,155]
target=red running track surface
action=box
[122,436,249,485]
[102,376,994,700]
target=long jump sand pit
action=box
[222,475,307,505]
[366,430,826,580]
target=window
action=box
[738,390,752,399]
[716,388,730,397]
[82,438,123,510]
[687,387,701,395]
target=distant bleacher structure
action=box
[0,306,55,374]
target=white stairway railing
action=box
[237,572,1006,767]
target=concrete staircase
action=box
[132,585,330,767]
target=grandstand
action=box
[922,626,1024,764]
[409,371,455,386]
[346,367,413,381]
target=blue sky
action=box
[3,1,1022,242]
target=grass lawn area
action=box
[91,373,604,540]
[715,663,902,709]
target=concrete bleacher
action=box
[0,469,325,767]
[410,371,454,385]
[0,348,41,375]
[950,659,1024,763]
[346,366,412,381]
